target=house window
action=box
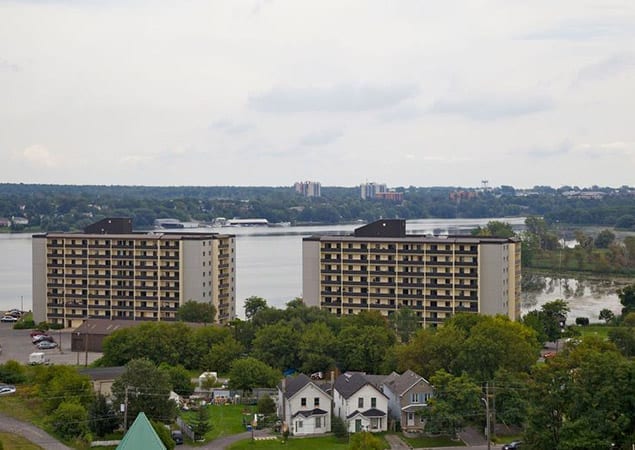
[358,397,364,408]
[411,393,423,403]
[314,397,320,407]
[301,398,306,407]
[297,420,303,429]
[315,416,322,428]
[371,397,377,408]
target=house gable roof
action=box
[291,408,329,418]
[281,374,331,400]
[116,412,165,450]
[334,372,387,399]
[384,369,430,397]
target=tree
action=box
[159,363,195,397]
[337,324,394,373]
[331,415,348,440]
[594,229,616,249]
[349,431,383,450]
[257,395,276,415]
[608,327,635,357]
[599,308,616,324]
[88,393,120,437]
[541,299,570,342]
[177,300,216,324]
[390,307,418,343]
[0,360,27,384]
[298,322,337,374]
[189,406,211,440]
[421,370,482,436]
[50,401,89,440]
[201,336,245,373]
[112,358,177,425]
[617,284,635,315]
[472,221,515,238]
[244,296,268,320]
[227,357,279,395]
[252,322,300,370]
[150,419,176,450]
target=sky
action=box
[1,0,634,189]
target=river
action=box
[0,217,628,321]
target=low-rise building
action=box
[333,372,388,433]
[278,373,332,436]
[382,369,433,432]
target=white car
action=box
[1,315,18,322]
[0,385,16,395]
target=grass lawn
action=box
[181,404,251,441]
[0,432,43,450]
[401,433,465,448]
[0,385,46,426]
[227,435,350,450]
[577,324,611,339]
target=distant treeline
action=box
[1,183,635,232]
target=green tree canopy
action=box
[244,296,268,320]
[112,358,177,425]
[177,300,216,324]
[227,357,279,394]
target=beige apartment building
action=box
[32,218,236,328]
[302,219,521,327]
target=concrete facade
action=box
[32,221,235,327]
[302,219,521,327]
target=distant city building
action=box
[294,181,321,197]
[360,182,387,200]
[32,218,236,328]
[361,182,402,202]
[302,219,521,327]
[448,190,478,202]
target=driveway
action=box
[0,412,72,450]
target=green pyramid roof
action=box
[116,412,166,450]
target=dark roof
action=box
[84,218,132,234]
[291,408,328,418]
[362,408,386,418]
[334,372,387,399]
[281,374,330,400]
[384,369,430,397]
[73,319,139,335]
[79,366,126,381]
[354,219,406,238]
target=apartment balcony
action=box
[343,269,369,275]
[321,258,342,263]
[321,268,341,274]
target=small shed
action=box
[71,319,139,352]
[79,366,126,396]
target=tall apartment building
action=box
[360,182,387,200]
[32,218,236,328]
[302,219,521,327]
[294,181,321,197]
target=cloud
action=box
[431,93,554,120]
[209,120,255,135]
[577,141,635,159]
[299,129,343,146]
[18,145,58,167]
[519,20,634,41]
[0,58,20,72]
[577,53,635,82]
[524,140,573,158]
[378,104,424,123]
[249,82,419,113]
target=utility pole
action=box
[122,386,129,432]
[482,382,491,450]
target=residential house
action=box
[382,369,433,432]
[277,373,332,436]
[333,372,389,433]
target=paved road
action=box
[386,434,410,449]
[0,413,72,450]
[180,428,272,449]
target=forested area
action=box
[1,183,635,231]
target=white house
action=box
[333,372,389,433]
[277,373,332,436]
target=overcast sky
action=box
[1,1,634,188]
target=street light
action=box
[481,387,491,450]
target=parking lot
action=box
[0,322,102,366]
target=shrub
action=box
[575,317,590,326]
[257,395,276,415]
[13,319,35,330]
[50,401,89,439]
[49,322,64,330]
[331,415,348,440]
[0,360,27,384]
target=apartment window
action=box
[301,398,306,407]
[314,397,320,407]
[371,397,377,408]
[358,397,364,408]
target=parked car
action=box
[32,334,53,344]
[0,384,17,395]
[1,315,18,322]
[502,441,522,450]
[171,430,183,445]
[36,340,58,350]
[30,330,47,338]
